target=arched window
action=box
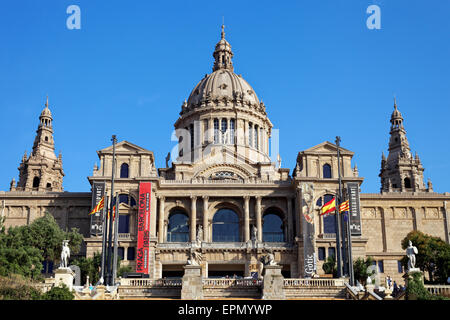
[32,177,40,188]
[249,122,253,147]
[120,163,129,178]
[212,208,240,242]
[167,211,189,242]
[317,194,336,234]
[230,119,235,144]
[221,119,227,144]
[263,212,284,242]
[323,164,332,178]
[46,182,52,190]
[404,177,411,189]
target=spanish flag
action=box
[339,200,349,213]
[320,197,336,216]
[89,197,104,215]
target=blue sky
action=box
[0,0,449,193]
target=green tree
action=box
[322,255,337,277]
[0,274,42,300]
[0,213,83,279]
[41,284,74,300]
[401,231,450,283]
[353,256,375,285]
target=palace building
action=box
[1,27,449,287]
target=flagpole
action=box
[336,137,348,276]
[100,193,108,284]
[334,137,343,278]
[106,135,117,286]
[112,191,120,285]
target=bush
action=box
[41,284,74,300]
[406,272,449,300]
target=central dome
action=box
[179,25,266,116]
[187,69,260,108]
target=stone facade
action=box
[1,26,449,290]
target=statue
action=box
[260,249,277,266]
[60,240,70,269]
[165,152,171,168]
[196,225,203,243]
[251,225,257,241]
[406,240,418,271]
[187,250,202,266]
[277,154,282,168]
[366,275,372,285]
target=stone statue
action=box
[60,240,70,269]
[187,250,202,266]
[196,225,203,243]
[366,275,372,285]
[165,152,171,168]
[251,225,257,241]
[406,240,418,271]
[260,249,277,266]
[277,154,282,168]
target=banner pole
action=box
[334,136,343,278]
[100,193,108,284]
[112,191,120,285]
[106,135,117,286]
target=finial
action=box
[393,96,397,109]
[45,95,49,108]
[221,24,225,40]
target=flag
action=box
[89,197,104,215]
[339,200,349,221]
[339,200,349,213]
[107,205,116,220]
[320,197,336,216]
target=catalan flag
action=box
[107,205,116,221]
[89,196,104,215]
[320,197,336,216]
[339,200,349,213]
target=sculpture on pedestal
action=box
[260,249,277,266]
[406,240,418,271]
[60,240,70,269]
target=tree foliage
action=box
[401,231,450,283]
[353,256,375,285]
[0,274,42,300]
[322,255,337,277]
[41,284,74,300]
[0,213,83,279]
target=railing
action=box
[203,278,262,288]
[424,285,450,297]
[120,278,182,287]
[160,179,292,185]
[118,233,131,240]
[284,278,345,287]
[322,233,336,239]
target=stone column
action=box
[181,265,204,300]
[294,186,302,238]
[190,196,197,242]
[150,190,157,238]
[158,196,165,243]
[287,197,293,242]
[202,196,209,242]
[256,196,262,242]
[244,196,250,242]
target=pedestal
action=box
[181,265,204,300]
[365,284,375,293]
[262,265,285,300]
[403,269,423,300]
[54,267,75,291]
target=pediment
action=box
[302,141,354,155]
[98,140,154,156]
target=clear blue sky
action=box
[0,0,449,193]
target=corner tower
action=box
[379,99,426,192]
[13,97,64,191]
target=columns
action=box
[294,186,302,238]
[190,196,197,242]
[244,196,250,242]
[202,196,209,242]
[158,196,165,243]
[255,196,262,241]
[287,197,293,242]
[150,189,157,238]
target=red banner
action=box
[136,182,151,273]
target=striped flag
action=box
[89,196,104,215]
[107,205,116,221]
[320,197,336,217]
[339,200,349,213]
